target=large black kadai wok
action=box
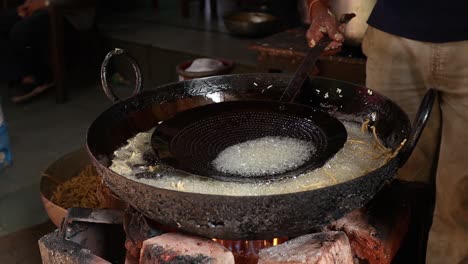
[87,48,436,240]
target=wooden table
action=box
[249,28,367,85]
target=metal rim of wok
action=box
[151,100,348,183]
[87,50,436,240]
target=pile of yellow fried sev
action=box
[51,165,113,209]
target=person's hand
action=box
[17,0,47,18]
[17,2,29,18]
[306,0,345,50]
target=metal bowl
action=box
[176,59,235,80]
[223,11,279,37]
[40,148,126,227]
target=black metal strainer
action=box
[150,15,357,183]
[151,100,347,183]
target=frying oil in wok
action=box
[212,136,315,176]
[109,121,389,196]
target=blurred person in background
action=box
[0,0,95,103]
[305,0,468,263]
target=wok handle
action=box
[397,88,438,167]
[100,48,143,103]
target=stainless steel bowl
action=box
[223,11,279,38]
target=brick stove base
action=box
[38,180,432,264]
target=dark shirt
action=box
[367,0,468,43]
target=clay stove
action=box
[38,181,431,264]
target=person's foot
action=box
[10,81,54,104]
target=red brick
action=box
[140,233,234,264]
[258,231,354,264]
[326,183,411,264]
[38,230,111,264]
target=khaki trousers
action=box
[363,26,468,264]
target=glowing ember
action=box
[212,237,287,263]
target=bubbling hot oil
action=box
[212,136,315,177]
[110,121,389,196]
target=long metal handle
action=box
[280,37,332,103]
[100,48,143,103]
[280,13,356,103]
